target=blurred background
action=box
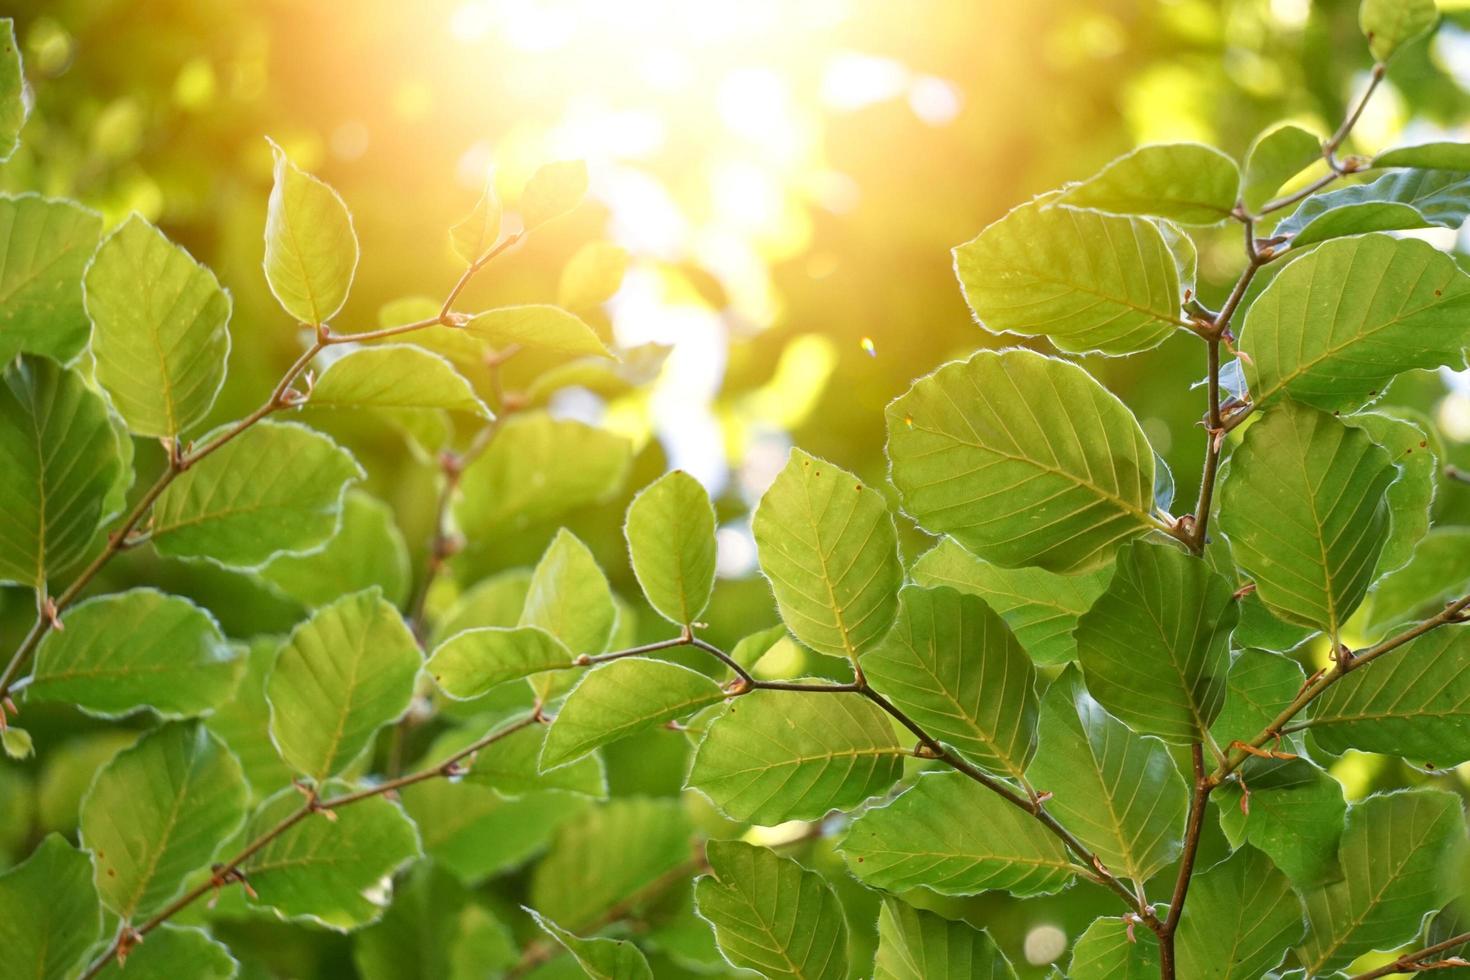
[2,0,1470,976]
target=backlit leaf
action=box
[0,194,102,363]
[466,721,606,798]
[428,626,574,700]
[520,529,617,658]
[1058,142,1240,224]
[527,908,654,980]
[1374,141,1470,169]
[450,180,502,264]
[1364,527,1470,634]
[558,241,629,309]
[1242,123,1324,210]
[1360,0,1437,60]
[463,304,611,358]
[625,470,717,626]
[0,19,25,161]
[520,160,588,228]
[1278,169,1470,248]
[264,139,358,324]
[1176,845,1305,980]
[874,897,1016,980]
[0,834,102,980]
[309,345,490,417]
[1217,758,1346,887]
[1345,410,1436,581]
[257,489,411,609]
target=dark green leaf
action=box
[874,897,1016,980]
[1175,845,1305,979]
[527,908,654,980]
[91,925,236,980]
[1217,758,1347,887]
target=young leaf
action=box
[1068,918,1160,979]
[624,470,717,626]
[1374,141,1470,169]
[953,196,1184,355]
[1216,758,1347,887]
[29,588,240,718]
[887,348,1160,572]
[151,419,364,568]
[520,529,617,658]
[0,356,126,589]
[309,345,491,417]
[450,180,502,264]
[689,688,903,823]
[1277,169,1470,249]
[1241,123,1324,210]
[0,834,102,980]
[694,841,848,980]
[428,626,574,700]
[79,723,248,920]
[1057,143,1241,224]
[1209,648,1306,749]
[263,139,358,324]
[519,160,589,228]
[84,215,231,438]
[1218,401,1396,635]
[0,19,26,161]
[1073,540,1238,743]
[1175,845,1306,980]
[466,722,606,798]
[1296,788,1463,974]
[526,908,654,980]
[752,449,902,663]
[463,305,611,358]
[559,241,629,309]
[840,771,1076,897]
[861,585,1038,780]
[1364,526,1470,633]
[353,865,518,980]
[0,194,102,363]
[874,897,1015,980]
[1026,669,1188,884]
[1359,0,1438,61]
[1346,410,1436,580]
[912,538,1109,666]
[90,925,236,980]
[1240,235,1470,412]
[258,489,412,608]
[267,588,421,783]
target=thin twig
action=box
[1348,932,1470,978]
[1257,62,1384,217]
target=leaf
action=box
[463,304,611,358]
[1240,235,1470,412]
[840,771,1076,897]
[688,688,903,823]
[450,180,502,264]
[0,19,26,161]
[861,585,1038,780]
[1345,410,1436,580]
[527,908,654,980]
[1,726,32,759]
[91,925,237,980]
[887,348,1161,572]
[625,470,718,626]
[1308,628,1470,767]
[309,346,490,416]
[1375,141,1470,169]
[1176,845,1305,980]
[83,215,231,438]
[1026,668,1187,884]
[912,538,1109,666]
[1058,143,1240,224]
[874,897,1015,980]
[430,568,531,646]
[952,196,1184,355]
[526,342,671,405]
[267,588,421,783]
[80,723,248,920]
[1209,648,1305,749]
[466,722,606,798]
[263,139,358,324]
[152,420,364,568]
[559,241,629,309]
[0,834,102,980]
[1073,540,1237,743]
[428,626,574,700]
[1242,123,1324,210]
[1218,400,1396,635]
[1296,789,1462,975]
[520,160,589,228]
[542,658,726,769]
[353,864,518,980]
[1068,918,1160,979]
[520,529,617,659]
[694,840,848,980]
[1365,527,1470,633]
[753,448,902,665]
[29,588,240,718]
[243,787,421,930]
[1360,0,1437,60]
[258,489,411,609]
[0,194,102,363]
[206,637,295,797]
[455,413,631,538]
[0,355,126,588]
[1279,169,1470,249]
[1217,758,1347,888]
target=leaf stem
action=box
[1158,744,1210,978]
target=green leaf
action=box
[455,413,631,538]
[1374,141,1470,169]
[152,420,363,568]
[1240,235,1470,412]
[1296,788,1462,974]
[309,346,490,416]
[80,723,248,920]
[84,215,231,438]
[1309,628,1470,767]
[521,529,617,658]
[625,470,718,626]
[1058,143,1240,224]
[1218,400,1396,635]
[450,180,502,264]
[1365,527,1470,634]
[428,626,574,700]
[688,688,903,823]
[353,864,517,980]
[91,925,237,980]
[258,489,411,609]
[263,139,358,324]
[874,897,1015,980]
[1217,758,1347,887]
[206,637,295,797]
[861,585,1037,780]
[430,568,530,646]
[520,160,589,228]
[1068,918,1160,979]
[1209,648,1305,749]
[527,908,654,980]
[694,840,848,980]
[1074,540,1237,743]
[1242,123,1324,211]
[463,304,611,358]
[0,834,102,980]
[753,449,902,663]
[887,348,1161,572]
[1175,845,1305,980]
[0,194,102,363]
[29,588,240,718]
[526,342,671,405]
[0,19,27,162]
[1345,410,1436,580]
[466,721,606,797]
[1360,0,1437,60]
[840,771,1076,897]
[542,658,725,769]
[912,538,1109,666]
[243,786,421,930]
[952,196,1184,355]
[267,588,421,783]
[1,726,32,759]
[1027,668,1187,884]
[730,624,789,671]
[559,241,629,309]
[1279,170,1470,249]
[0,355,126,588]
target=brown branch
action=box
[1349,932,1470,979]
[1257,62,1384,217]
[1158,745,1211,978]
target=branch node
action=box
[913,741,943,760]
[723,676,751,696]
